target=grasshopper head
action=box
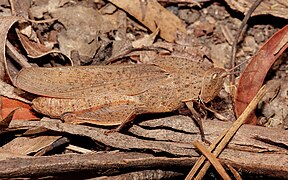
[199,67,226,103]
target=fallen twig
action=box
[186,85,268,179]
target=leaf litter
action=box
[0,0,287,179]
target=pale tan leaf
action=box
[109,0,186,42]
[224,0,288,19]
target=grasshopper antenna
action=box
[230,0,263,85]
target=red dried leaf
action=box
[235,25,288,124]
[1,96,37,120]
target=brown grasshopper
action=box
[14,55,226,139]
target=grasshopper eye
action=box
[211,73,218,79]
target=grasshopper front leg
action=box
[182,101,209,143]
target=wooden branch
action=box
[6,116,287,178]
[0,150,286,178]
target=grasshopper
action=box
[14,55,226,139]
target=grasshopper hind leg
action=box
[60,102,148,133]
[104,107,147,134]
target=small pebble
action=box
[178,9,200,24]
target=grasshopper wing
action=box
[14,64,170,98]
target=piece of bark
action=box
[9,116,287,156]
[0,135,62,155]
[9,117,200,156]
[7,116,287,179]
[132,116,287,153]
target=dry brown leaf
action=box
[109,0,186,42]
[224,0,288,19]
[17,33,64,59]
[0,15,73,82]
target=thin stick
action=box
[193,140,231,180]
[226,163,242,180]
[8,0,16,16]
[66,145,93,154]
[195,85,267,179]
[27,18,58,24]
[185,129,227,179]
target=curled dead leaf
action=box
[235,25,288,124]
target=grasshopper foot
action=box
[104,128,119,135]
[202,137,211,145]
